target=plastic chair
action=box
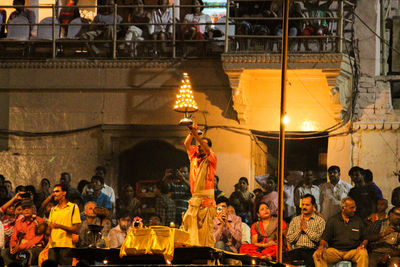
[214,16,236,51]
[6,16,30,40]
[67,17,86,39]
[36,17,60,40]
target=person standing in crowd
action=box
[284,194,325,267]
[348,166,378,220]
[162,167,190,225]
[284,172,297,220]
[95,166,116,213]
[83,176,112,211]
[155,181,176,226]
[59,172,81,201]
[229,177,254,224]
[214,175,225,200]
[294,169,320,214]
[48,184,81,265]
[364,169,383,200]
[261,176,278,217]
[108,209,132,248]
[320,165,352,219]
[148,0,173,55]
[4,180,14,199]
[182,121,217,247]
[368,206,400,267]
[213,196,242,252]
[116,184,141,217]
[392,170,400,207]
[37,178,51,207]
[313,197,368,267]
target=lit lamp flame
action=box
[174,73,199,126]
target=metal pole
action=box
[277,0,289,263]
[52,4,56,59]
[113,3,117,59]
[380,0,386,75]
[338,0,343,53]
[224,0,230,53]
[172,4,176,58]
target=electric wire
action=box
[352,11,400,56]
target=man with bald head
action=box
[313,197,368,267]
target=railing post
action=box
[172,4,176,58]
[380,0,386,75]
[338,0,343,53]
[113,3,117,59]
[52,4,56,59]
[224,0,230,53]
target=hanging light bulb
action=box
[283,113,290,125]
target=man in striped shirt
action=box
[284,194,326,267]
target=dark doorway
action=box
[118,139,189,189]
[253,131,328,179]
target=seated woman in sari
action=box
[239,201,286,260]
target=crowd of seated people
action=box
[0,164,398,266]
[212,166,400,267]
[0,0,341,57]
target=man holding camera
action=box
[368,206,400,266]
[3,199,45,266]
[182,121,217,247]
[213,196,242,252]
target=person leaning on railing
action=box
[119,0,151,56]
[300,0,333,51]
[148,0,173,55]
[180,0,213,41]
[81,0,123,55]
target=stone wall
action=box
[0,61,266,197]
[352,74,400,204]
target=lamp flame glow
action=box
[301,120,316,131]
[174,73,199,126]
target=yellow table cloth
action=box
[120,226,191,261]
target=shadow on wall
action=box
[118,139,189,188]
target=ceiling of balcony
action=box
[233,69,341,132]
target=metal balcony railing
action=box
[0,0,354,60]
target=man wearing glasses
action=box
[48,184,81,265]
[368,206,400,267]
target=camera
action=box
[20,193,30,198]
[17,252,27,260]
[216,206,223,214]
